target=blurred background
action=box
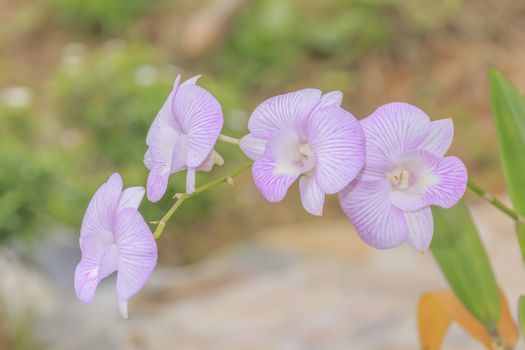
[1,0,525,349]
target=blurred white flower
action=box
[61,42,87,75]
[103,38,127,54]
[1,86,33,109]
[135,64,158,86]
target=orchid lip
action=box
[298,142,316,175]
[387,165,410,190]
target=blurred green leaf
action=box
[516,223,525,266]
[489,68,525,260]
[489,68,525,215]
[518,295,525,336]
[431,201,500,327]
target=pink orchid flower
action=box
[145,75,223,202]
[240,89,365,215]
[74,173,157,318]
[339,102,467,251]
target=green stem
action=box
[468,180,525,266]
[153,160,253,239]
[218,134,241,145]
[467,179,523,222]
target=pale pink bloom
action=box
[240,89,365,215]
[339,102,467,250]
[145,75,223,202]
[74,173,157,318]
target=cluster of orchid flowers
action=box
[75,75,468,318]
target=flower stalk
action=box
[152,160,253,239]
[218,134,241,145]
[466,179,524,223]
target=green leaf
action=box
[489,68,525,214]
[518,295,525,336]
[431,201,500,327]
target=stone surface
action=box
[4,201,525,349]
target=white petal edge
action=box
[145,76,181,145]
[417,118,454,157]
[299,175,325,216]
[239,133,267,161]
[404,208,433,251]
[315,91,343,111]
[118,187,145,213]
[144,148,153,170]
[186,167,196,194]
[118,299,128,319]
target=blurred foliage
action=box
[205,0,462,91]
[489,69,525,263]
[48,42,246,230]
[0,0,464,249]
[50,0,163,35]
[0,309,40,350]
[489,69,525,216]
[519,296,525,337]
[432,201,500,326]
[0,106,55,242]
[52,42,173,166]
[208,0,395,90]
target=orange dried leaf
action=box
[418,289,518,349]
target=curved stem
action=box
[467,179,523,222]
[218,134,241,145]
[152,160,253,239]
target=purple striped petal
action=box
[417,118,454,157]
[114,208,157,301]
[148,127,179,171]
[80,173,122,240]
[146,127,179,202]
[313,91,343,111]
[423,155,467,208]
[118,187,145,213]
[404,208,433,251]
[240,133,267,161]
[145,75,182,145]
[308,106,365,194]
[147,168,169,203]
[339,179,408,249]
[170,134,189,173]
[248,89,322,140]
[173,84,223,168]
[251,137,301,202]
[299,175,325,216]
[361,102,431,166]
[74,234,118,303]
